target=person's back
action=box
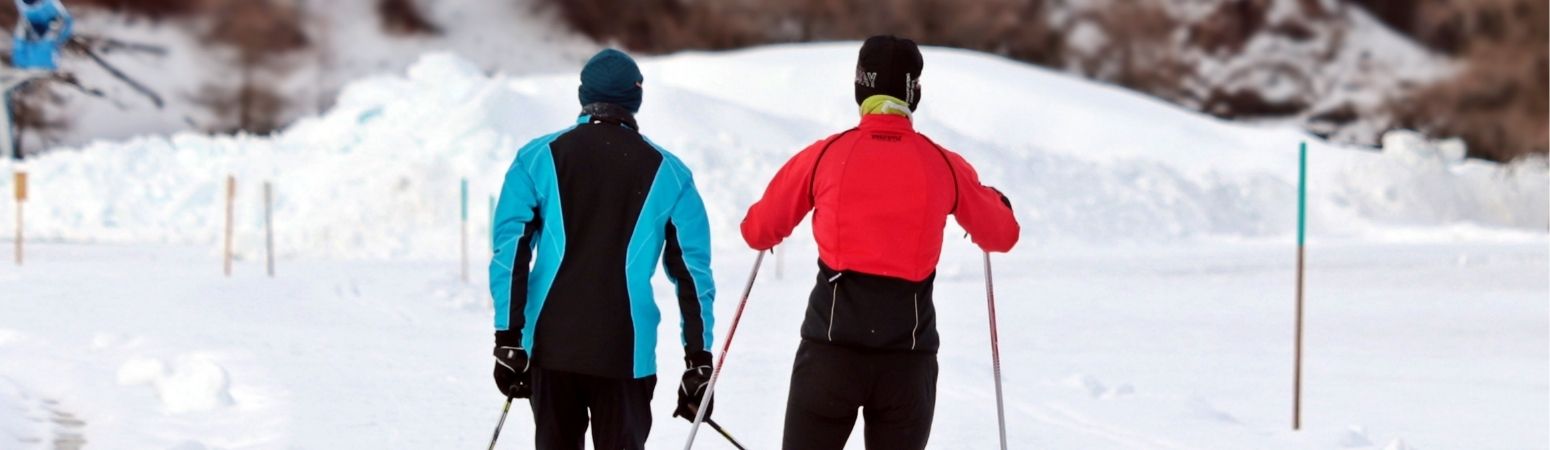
[741,35,1019,450]
[748,113,1016,282]
[509,102,711,378]
[488,49,716,450]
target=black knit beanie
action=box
[854,35,924,111]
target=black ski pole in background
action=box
[65,39,164,108]
[983,252,1008,450]
[73,33,168,56]
[683,251,766,450]
[704,418,748,450]
[487,396,514,450]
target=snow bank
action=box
[54,0,598,154]
[1,45,1543,259]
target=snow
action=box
[44,0,598,152]
[2,45,1544,260]
[0,376,48,447]
[0,42,1546,448]
[1,241,1544,449]
[116,355,235,414]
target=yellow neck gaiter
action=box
[860,95,912,119]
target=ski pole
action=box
[983,252,1008,450]
[683,251,766,450]
[487,396,514,450]
[704,418,748,450]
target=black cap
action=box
[854,35,924,111]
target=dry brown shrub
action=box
[1186,0,1270,54]
[195,0,310,134]
[532,0,1059,64]
[1397,45,1549,161]
[378,0,441,36]
[61,0,200,20]
[1090,0,1189,97]
[8,81,71,157]
[1384,0,1548,160]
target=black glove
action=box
[672,350,714,422]
[493,332,531,398]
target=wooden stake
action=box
[13,169,24,266]
[460,178,469,283]
[224,175,235,277]
[264,181,274,278]
[1293,142,1307,430]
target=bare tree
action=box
[195,0,309,134]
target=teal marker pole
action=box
[1293,142,1307,430]
[461,178,469,283]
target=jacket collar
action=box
[858,113,914,132]
[578,102,639,130]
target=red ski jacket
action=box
[741,114,1020,282]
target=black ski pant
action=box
[782,339,939,450]
[529,367,656,450]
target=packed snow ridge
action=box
[2,44,1544,259]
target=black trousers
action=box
[529,368,656,450]
[782,339,939,450]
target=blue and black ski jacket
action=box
[11,0,72,70]
[490,103,715,379]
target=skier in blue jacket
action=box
[12,0,71,71]
[4,0,70,160]
[488,49,717,449]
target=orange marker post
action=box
[224,175,236,277]
[13,169,25,265]
[264,181,274,278]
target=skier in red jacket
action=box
[741,35,1020,450]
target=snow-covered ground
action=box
[0,241,1544,449]
[1,42,1546,448]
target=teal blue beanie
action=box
[578,49,644,113]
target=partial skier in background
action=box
[741,35,1020,450]
[488,49,717,449]
[3,0,70,159]
[12,0,69,70]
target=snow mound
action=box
[2,45,1544,259]
[117,355,234,414]
[1338,425,1375,447]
